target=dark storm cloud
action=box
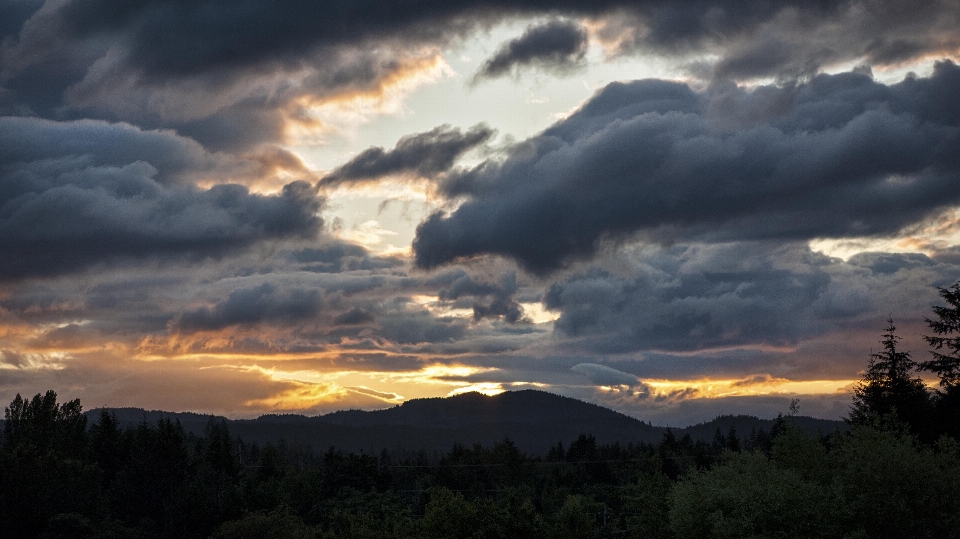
[289,243,402,273]
[318,124,495,188]
[541,241,959,358]
[2,1,956,135]
[414,63,960,274]
[376,308,469,345]
[438,271,527,323]
[931,246,960,265]
[0,116,222,186]
[592,1,960,82]
[0,1,956,152]
[171,283,323,333]
[0,0,42,42]
[12,0,951,81]
[474,20,588,81]
[0,117,322,280]
[333,307,376,326]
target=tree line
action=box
[2,282,959,539]
[850,281,960,441]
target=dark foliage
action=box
[921,282,960,439]
[1,388,957,539]
[850,319,933,438]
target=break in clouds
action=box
[2,0,960,423]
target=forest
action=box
[2,283,959,539]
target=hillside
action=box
[84,390,846,454]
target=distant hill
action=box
[679,414,849,442]
[82,390,847,455]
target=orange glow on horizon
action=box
[645,377,856,399]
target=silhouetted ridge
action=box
[319,390,644,429]
[84,390,846,455]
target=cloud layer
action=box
[0,117,322,280]
[2,1,960,425]
[415,62,960,273]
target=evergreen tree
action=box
[89,409,124,487]
[920,282,960,385]
[3,390,87,458]
[850,319,931,436]
[920,281,960,437]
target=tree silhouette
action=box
[1,391,99,539]
[850,319,931,436]
[920,282,960,386]
[920,281,960,437]
[3,390,87,458]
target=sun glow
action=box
[646,377,856,399]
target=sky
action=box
[2,0,960,426]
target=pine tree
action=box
[920,282,960,387]
[919,281,960,437]
[850,319,931,435]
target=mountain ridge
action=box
[83,389,847,454]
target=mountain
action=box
[232,390,666,454]
[83,390,847,455]
[679,414,848,442]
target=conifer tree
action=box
[920,282,960,387]
[920,281,960,437]
[850,319,931,435]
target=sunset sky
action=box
[2,0,960,426]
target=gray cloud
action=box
[171,283,324,334]
[2,1,956,151]
[415,63,960,274]
[0,116,222,186]
[0,117,323,280]
[438,271,527,323]
[318,124,495,189]
[0,349,27,368]
[474,20,588,81]
[571,362,646,388]
[333,307,376,326]
[540,242,959,368]
[595,1,960,82]
[289,243,402,273]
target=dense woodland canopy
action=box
[2,282,960,539]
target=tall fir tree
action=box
[920,281,960,437]
[850,319,931,437]
[920,282,960,386]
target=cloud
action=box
[334,308,376,326]
[0,116,224,186]
[171,283,324,334]
[571,362,644,387]
[318,124,494,189]
[0,349,26,368]
[414,62,960,274]
[437,271,527,323]
[474,20,588,81]
[2,1,958,153]
[0,117,323,280]
[542,241,959,359]
[589,1,960,81]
